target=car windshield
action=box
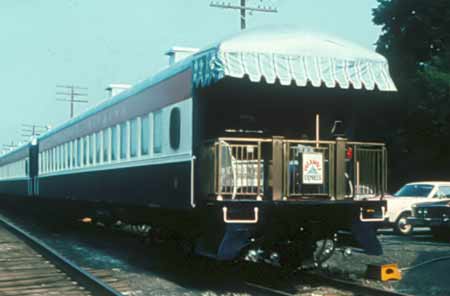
[394,184,434,197]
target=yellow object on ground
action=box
[366,263,402,281]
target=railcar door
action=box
[26,159,32,196]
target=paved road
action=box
[325,228,450,296]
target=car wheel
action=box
[394,213,413,235]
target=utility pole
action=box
[56,85,88,118]
[210,0,278,30]
[21,124,49,140]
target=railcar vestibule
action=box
[196,77,393,142]
[196,77,393,202]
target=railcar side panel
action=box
[39,69,192,151]
[37,160,192,209]
[0,179,29,197]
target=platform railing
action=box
[211,138,270,199]
[347,142,387,198]
[202,137,387,201]
[284,140,335,198]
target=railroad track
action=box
[0,206,414,296]
[0,214,129,296]
[244,271,413,296]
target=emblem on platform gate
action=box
[302,152,324,184]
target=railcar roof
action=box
[37,57,192,143]
[0,143,29,163]
[36,25,397,143]
[192,25,397,91]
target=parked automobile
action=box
[409,197,450,238]
[385,182,450,235]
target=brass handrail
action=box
[205,137,387,201]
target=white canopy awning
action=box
[192,26,397,91]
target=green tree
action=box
[373,0,450,187]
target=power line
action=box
[1,141,18,154]
[210,0,278,30]
[21,124,50,140]
[2,142,17,149]
[56,85,88,118]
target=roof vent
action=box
[165,47,199,65]
[106,84,131,98]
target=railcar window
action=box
[72,141,76,168]
[63,145,66,169]
[83,137,87,166]
[54,147,57,171]
[96,132,101,164]
[154,111,162,154]
[57,146,61,170]
[60,146,63,170]
[43,151,46,173]
[141,115,149,155]
[120,122,127,160]
[58,146,61,170]
[49,149,52,172]
[50,148,54,172]
[130,118,138,157]
[47,150,50,172]
[61,145,65,170]
[76,138,81,167]
[57,147,60,171]
[88,134,93,165]
[67,143,71,169]
[103,129,109,162]
[169,107,181,150]
[111,126,117,161]
[55,147,58,171]
[55,147,59,171]
[42,154,44,173]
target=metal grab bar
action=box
[359,206,386,222]
[222,207,259,224]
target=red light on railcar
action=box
[346,147,353,159]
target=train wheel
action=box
[313,239,336,267]
[177,238,196,257]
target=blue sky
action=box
[0,0,383,150]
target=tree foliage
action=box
[372,0,450,186]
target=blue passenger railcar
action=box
[0,26,398,267]
[0,142,38,197]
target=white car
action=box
[385,181,450,235]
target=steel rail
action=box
[245,272,412,296]
[0,214,123,296]
[301,271,412,296]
